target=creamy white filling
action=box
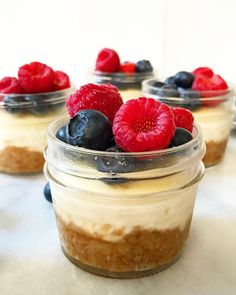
[120,88,142,102]
[0,108,66,151]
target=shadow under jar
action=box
[142,79,235,168]
[92,71,154,102]
[44,117,205,279]
[0,87,74,174]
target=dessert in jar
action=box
[92,48,154,102]
[0,61,74,174]
[44,84,205,278]
[142,67,234,167]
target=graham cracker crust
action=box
[0,146,44,174]
[56,215,192,277]
[203,138,228,167]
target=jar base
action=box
[62,247,180,279]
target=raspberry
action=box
[53,71,70,91]
[66,83,123,123]
[95,48,120,73]
[120,62,136,73]
[192,67,214,78]
[192,75,212,92]
[171,107,194,132]
[211,74,228,90]
[113,97,175,152]
[18,61,54,93]
[0,77,23,94]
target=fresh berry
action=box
[192,67,214,78]
[95,48,120,73]
[174,71,195,89]
[192,75,212,91]
[120,62,136,73]
[150,80,165,88]
[171,107,194,132]
[18,61,54,93]
[135,60,153,73]
[53,71,70,91]
[158,84,179,97]
[211,74,228,90]
[66,83,123,123]
[44,182,52,203]
[164,76,176,87]
[56,125,68,143]
[178,88,201,110]
[0,77,23,94]
[67,109,112,150]
[169,128,193,147]
[113,97,175,152]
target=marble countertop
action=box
[1,132,236,295]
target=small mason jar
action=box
[44,116,205,278]
[0,87,74,174]
[92,71,154,102]
[142,79,234,167]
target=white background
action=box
[0,0,236,86]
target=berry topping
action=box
[158,84,179,97]
[192,67,214,78]
[0,77,23,94]
[178,88,201,110]
[120,62,136,73]
[53,71,70,91]
[67,109,112,150]
[56,126,68,143]
[66,83,123,123]
[95,48,120,73]
[150,80,165,88]
[113,97,175,152]
[171,107,194,132]
[192,74,228,91]
[174,71,195,89]
[169,128,193,147]
[211,74,228,90]
[135,60,153,73]
[44,182,52,203]
[18,61,54,93]
[164,76,176,87]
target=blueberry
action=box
[149,80,165,88]
[56,126,68,143]
[44,182,52,203]
[169,128,193,147]
[164,76,176,87]
[67,110,112,151]
[174,71,195,89]
[158,84,180,97]
[178,88,201,111]
[3,95,24,113]
[135,60,153,73]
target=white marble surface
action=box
[0,133,236,295]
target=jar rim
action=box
[93,71,154,84]
[46,115,203,158]
[142,78,235,102]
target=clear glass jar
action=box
[44,117,205,278]
[142,79,235,167]
[92,71,154,102]
[0,87,74,174]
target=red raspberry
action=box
[113,97,175,152]
[192,67,214,78]
[120,62,136,73]
[192,75,212,91]
[95,48,120,73]
[66,83,123,123]
[0,77,23,94]
[53,71,71,91]
[18,61,54,93]
[211,74,228,90]
[171,107,194,132]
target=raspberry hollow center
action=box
[133,119,157,133]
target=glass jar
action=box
[92,71,154,102]
[44,116,205,278]
[142,79,234,167]
[0,87,74,174]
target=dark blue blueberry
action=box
[149,80,165,88]
[67,110,112,151]
[56,126,68,143]
[158,84,180,97]
[164,76,176,87]
[174,71,195,89]
[44,182,52,203]
[169,128,193,148]
[178,88,201,111]
[3,95,24,113]
[135,60,153,73]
